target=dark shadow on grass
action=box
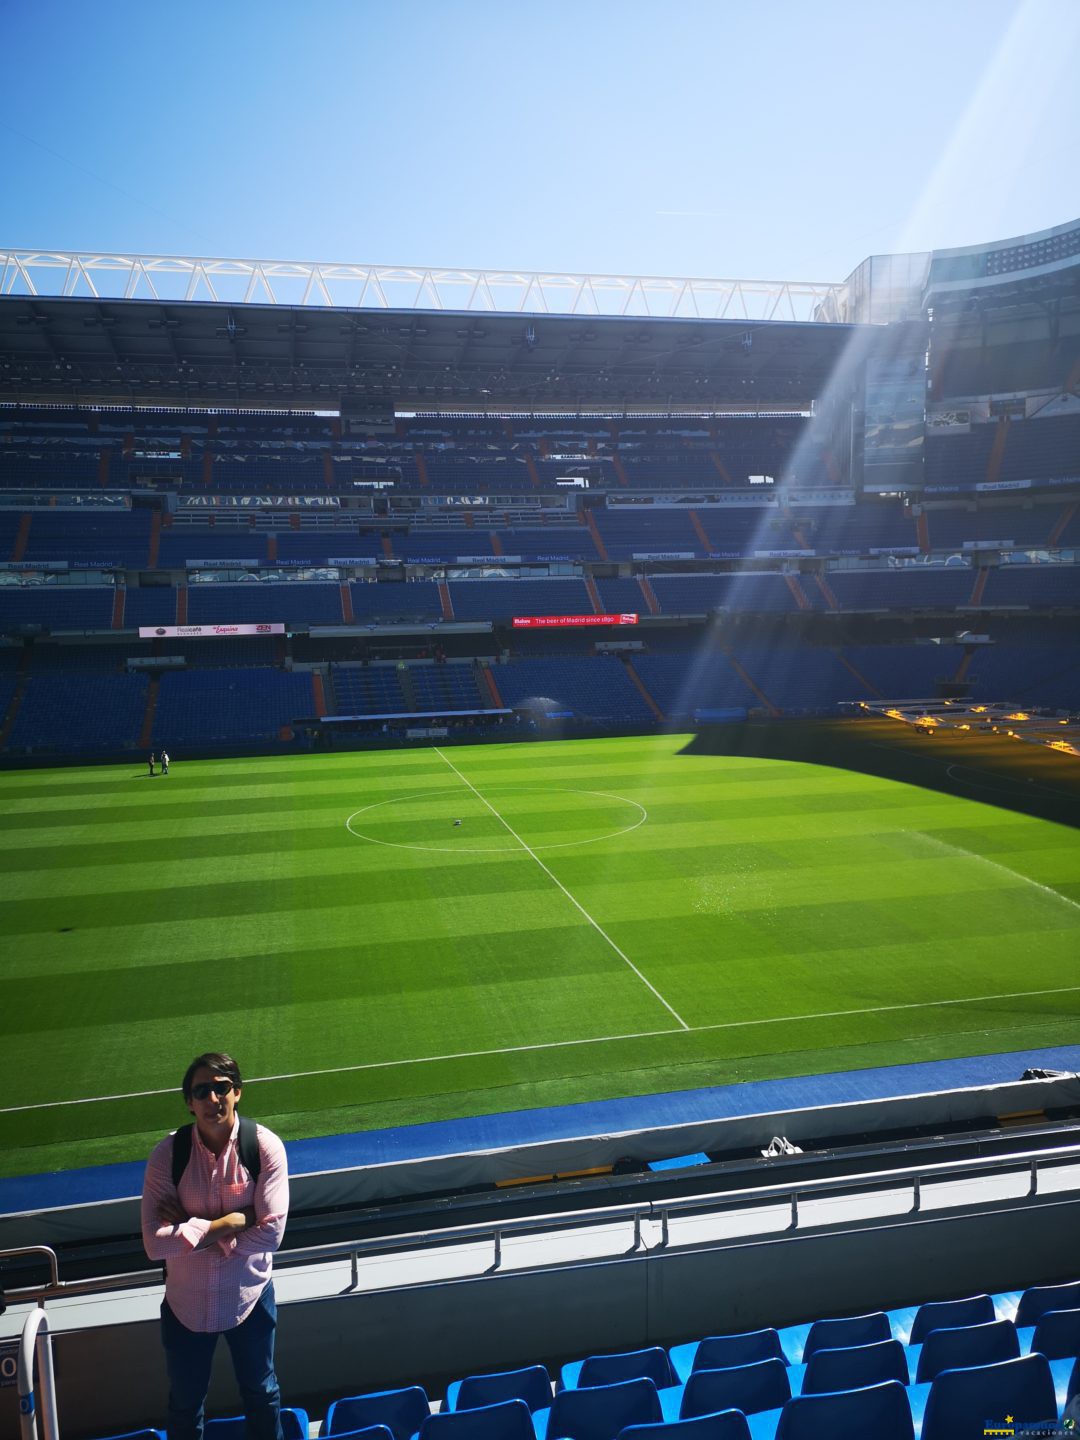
[678,718,1080,831]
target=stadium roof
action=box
[0,290,859,413]
[0,249,844,321]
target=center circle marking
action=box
[345,786,647,853]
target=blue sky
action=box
[1,0,1076,284]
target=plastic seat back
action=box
[90,1432,162,1440]
[690,1330,787,1373]
[921,1354,1058,1440]
[421,1399,534,1440]
[1032,1306,1080,1360]
[803,1338,909,1395]
[323,1387,431,1439]
[204,1422,245,1440]
[206,1414,308,1440]
[1015,1278,1080,1328]
[579,1349,676,1391]
[323,1429,396,1440]
[775,1379,914,1440]
[456,1366,552,1413]
[801,1311,891,1363]
[619,1414,751,1440]
[908,1293,995,1346]
[680,1358,790,1420]
[547,1377,662,1440]
[915,1318,1020,1384]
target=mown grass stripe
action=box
[1,733,1077,1179]
[433,745,689,1030]
[5,981,1080,1118]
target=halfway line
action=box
[432,745,690,1030]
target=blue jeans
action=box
[161,1281,283,1440]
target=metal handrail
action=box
[651,1138,1080,1222]
[2,1248,59,1290]
[18,1307,59,1440]
[3,1140,1078,1309]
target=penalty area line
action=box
[5,983,1080,1115]
[432,745,690,1031]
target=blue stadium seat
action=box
[1030,1308,1080,1361]
[906,1293,996,1345]
[561,1348,676,1392]
[915,1318,1020,1383]
[774,1379,914,1440]
[801,1338,909,1394]
[322,1387,431,1439]
[799,1312,892,1364]
[420,1399,534,1440]
[321,1427,395,1440]
[679,1358,790,1419]
[88,1431,162,1440]
[618,1415,750,1440]
[920,1354,1058,1440]
[1016,1279,1080,1328]
[7,671,148,753]
[152,666,311,745]
[668,1330,789,1384]
[444,1366,552,1414]
[540,1377,662,1440]
[205,1411,308,1440]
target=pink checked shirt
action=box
[141,1119,289,1333]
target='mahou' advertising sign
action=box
[512,613,638,628]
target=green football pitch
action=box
[1,730,1079,1180]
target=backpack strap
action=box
[170,1116,261,1187]
[237,1115,262,1183]
[170,1123,194,1189]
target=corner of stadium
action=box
[2,220,1079,1436]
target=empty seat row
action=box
[93,1277,1080,1440]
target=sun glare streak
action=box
[710,2,1080,697]
[893,0,1080,254]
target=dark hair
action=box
[182,1052,242,1099]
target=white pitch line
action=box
[432,745,690,1031]
[344,785,648,854]
[916,831,1080,916]
[1,1025,682,1114]
[944,761,1077,803]
[7,982,1080,1115]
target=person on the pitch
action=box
[141,1053,290,1440]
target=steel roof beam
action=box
[0,249,844,323]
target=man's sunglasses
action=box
[190,1080,236,1101]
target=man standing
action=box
[149,753,156,777]
[141,1053,289,1440]
[161,750,170,775]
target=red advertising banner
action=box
[512,613,638,629]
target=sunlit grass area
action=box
[2,732,1078,1178]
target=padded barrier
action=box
[3,1069,1079,1246]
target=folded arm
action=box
[229,1131,289,1257]
[141,1141,212,1260]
